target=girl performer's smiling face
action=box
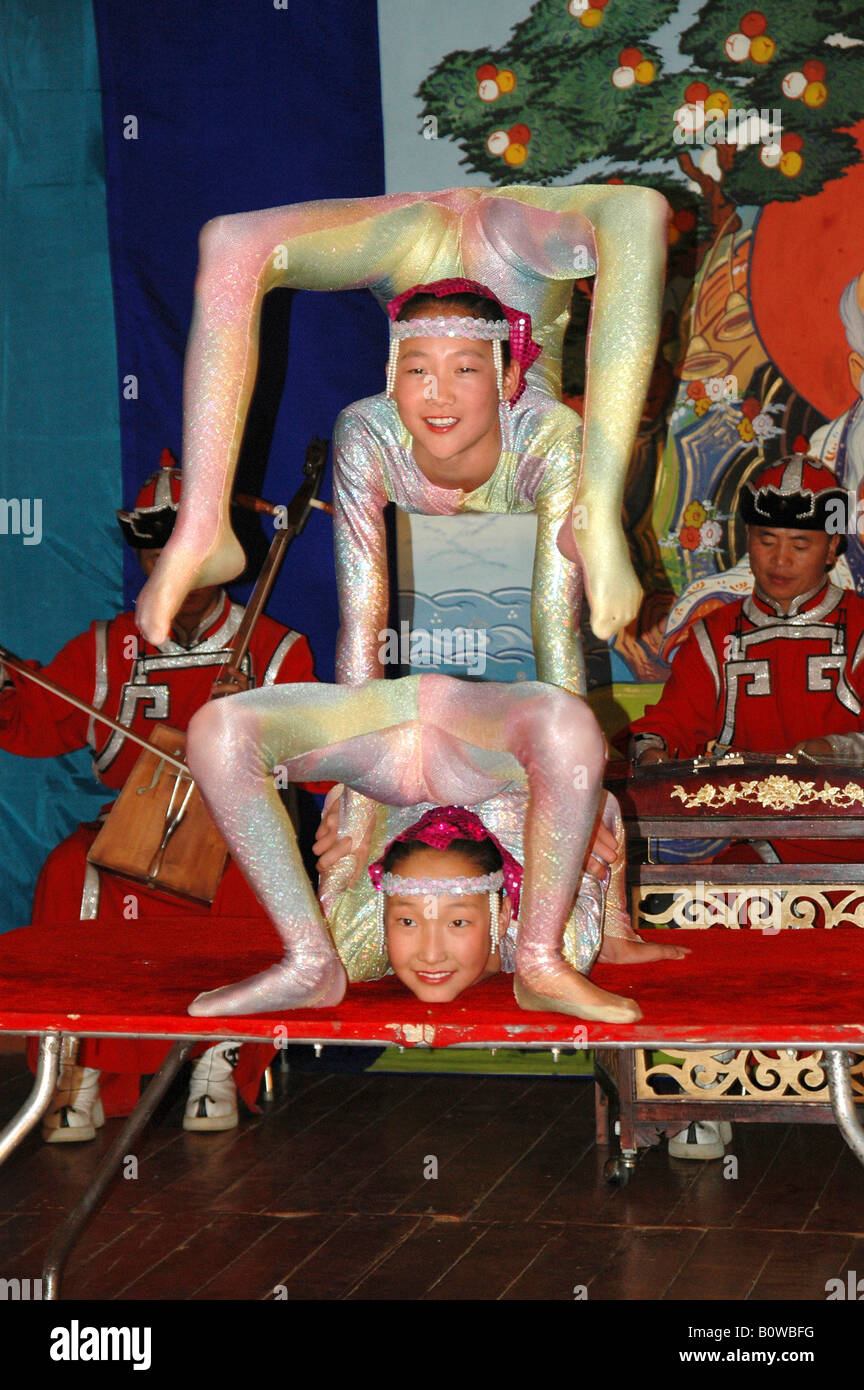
[384,847,511,1003]
[391,319,521,493]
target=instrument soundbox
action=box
[86,440,329,903]
[2,442,331,907]
[87,726,228,904]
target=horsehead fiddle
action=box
[2,441,331,904]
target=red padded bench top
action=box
[0,919,862,1050]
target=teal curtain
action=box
[0,1,122,931]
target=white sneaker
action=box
[42,1066,105,1144]
[183,1041,240,1132]
[668,1120,732,1161]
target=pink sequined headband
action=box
[386,278,541,407]
[368,805,523,917]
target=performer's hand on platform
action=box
[599,931,690,964]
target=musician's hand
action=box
[795,737,833,761]
[585,819,618,879]
[636,748,669,766]
[211,666,249,699]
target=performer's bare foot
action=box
[599,934,690,964]
[557,516,641,640]
[137,530,245,646]
[514,948,642,1022]
[188,952,347,1017]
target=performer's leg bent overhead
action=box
[186,675,642,1022]
[136,187,667,650]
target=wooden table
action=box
[597,761,864,1175]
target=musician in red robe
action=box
[0,453,326,1141]
[630,455,863,862]
[629,455,861,1158]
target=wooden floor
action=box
[2,1048,863,1302]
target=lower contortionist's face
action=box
[384,847,511,1003]
[390,316,520,493]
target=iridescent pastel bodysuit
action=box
[186,675,642,1023]
[136,184,667,650]
[334,384,584,692]
[137,185,667,1023]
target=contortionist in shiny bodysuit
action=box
[136,184,668,649]
[135,186,669,1022]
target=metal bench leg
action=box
[825,1049,864,1169]
[42,1038,196,1300]
[0,1032,62,1167]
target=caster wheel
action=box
[603,1156,632,1187]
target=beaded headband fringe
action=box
[390,316,510,342]
[379,869,504,896]
[492,339,504,398]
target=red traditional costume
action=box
[631,457,864,864]
[0,456,325,1123]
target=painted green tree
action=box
[418,0,864,235]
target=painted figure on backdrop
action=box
[656,270,864,660]
[811,271,864,594]
[0,455,326,1141]
[134,185,668,657]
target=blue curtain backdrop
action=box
[0,0,386,932]
[0,1,122,932]
[93,0,387,670]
